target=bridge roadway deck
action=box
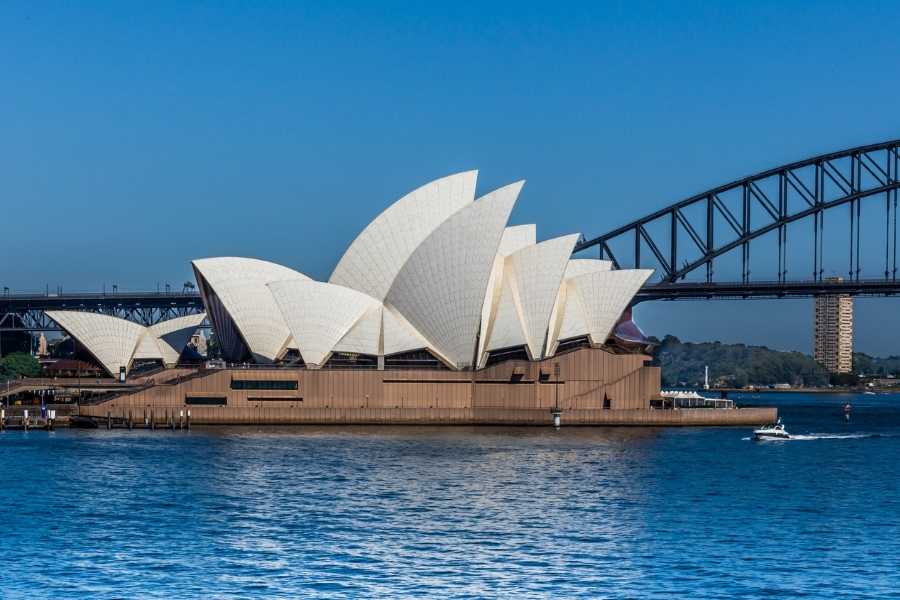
[636,278,900,301]
[3,276,899,319]
[0,290,203,311]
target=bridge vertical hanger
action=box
[706,194,714,283]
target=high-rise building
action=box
[37,333,49,357]
[814,279,854,373]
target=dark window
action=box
[323,352,378,369]
[231,379,298,390]
[384,349,449,370]
[485,345,530,367]
[185,396,227,406]
[555,336,592,354]
[249,397,303,402]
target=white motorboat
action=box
[753,418,790,440]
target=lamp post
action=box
[552,362,561,428]
[554,362,560,411]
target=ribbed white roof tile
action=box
[46,311,148,376]
[149,313,207,366]
[268,280,380,367]
[333,304,382,356]
[386,181,520,368]
[382,305,430,356]
[330,171,478,301]
[572,269,653,344]
[484,274,527,352]
[504,234,580,358]
[496,224,536,257]
[565,258,613,278]
[554,279,590,343]
[192,257,309,363]
[132,332,163,361]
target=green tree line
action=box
[0,353,42,380]
[652,336,900,388]
[652,336,830,388]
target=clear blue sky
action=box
[2,2,899,355]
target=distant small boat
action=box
[753,418,790,440]
[863,391,876,395]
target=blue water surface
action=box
[2,393,899,599]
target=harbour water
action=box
[2,393,899,598]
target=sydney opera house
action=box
[55,171,709,425]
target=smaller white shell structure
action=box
[149,313,207,366]
[47,311,148,376]
[547,268,653,354]
[546,258,614,352]
[192,257,309,363]
[573,268,654,344]
[268,280,380,367]
[501,233,581,358]
[46,311,207,376]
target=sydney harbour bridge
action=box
[2,139,899,334]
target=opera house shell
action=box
[189,171,652,372]
[57,171,673,425]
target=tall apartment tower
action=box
[814,279,854,373]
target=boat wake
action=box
[788,432,884,441]
[743,432,890,441]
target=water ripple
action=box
[2,397,900,598]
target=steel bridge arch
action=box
[575,139,900,285]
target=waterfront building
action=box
[190,330,207,356]
[43,171,719,425]
[814,278,854,374]
[37,333,48,357]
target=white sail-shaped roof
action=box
[268,280,379,367]
[192,257,309,363]
[547,259,632,355]
[552,279,589,345]
[330,171,478,301]
[503,234,580,358]
[477,224,537,361]
[386,181,520,368]
[483,275,527,352]
[149,313,207,366]
[46,311,148,376]
[48,311,208,375]
[569,269,653,345]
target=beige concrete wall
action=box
[79,347,767,426]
